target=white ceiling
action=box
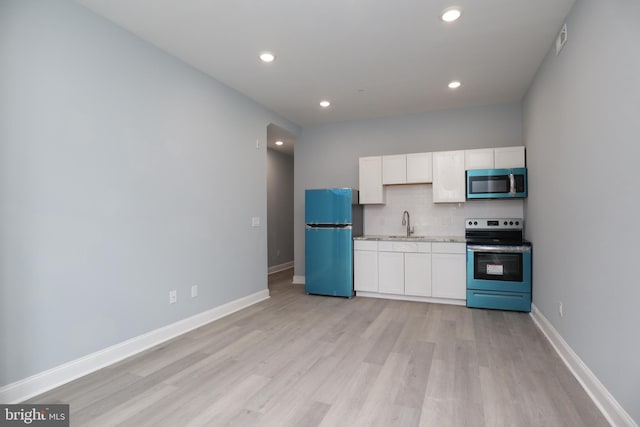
[75,0,575,128]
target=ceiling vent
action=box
[555,23,568,55]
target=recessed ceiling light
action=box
[319,100,331,108]
[441,7,462,22]
[275,140,284,146]
[448,80,462,89]
[259,52,275,63]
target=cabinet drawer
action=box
[378,240,431,253]
[354,240,378,251]
[432,242,466,254]
[378,241,431,253]
[466,290,531,312]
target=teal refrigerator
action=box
[305,189,363,297]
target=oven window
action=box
[474,252,523,282]
[469,176,509,194]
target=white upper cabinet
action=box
[382,152,433,185]
[359,156,384,204]
[465,148,494,170]
[382,155,407,185]
[494,146,525,168]
[432,150,466,203]
[465,146,526,170]
[406,152,433,183]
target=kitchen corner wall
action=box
[0,0,298,388]
[523,0,639,422]
[365,185,522,237]
[294,102,523,276]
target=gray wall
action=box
[294,103,523,276]
[267,149,294,268]
[523,0,639,422]
[0,0,297,387]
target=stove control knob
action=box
[510,221,514,225]
[474,221,478,225]
[468,221,473,225]
[515,221,520,225]
[503,221,508,225]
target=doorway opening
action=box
[266,123,295,284]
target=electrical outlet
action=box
[559,302,564,317]
[169,290,177,304]
[191,285,198,298]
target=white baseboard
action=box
[292,275,305,285]
[530,304,637,427]
[0,289,270,404]
[268,261,294,275]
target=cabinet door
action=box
[432,253,466,300]
[354,250,378,292]
[359,156,384,204]
[432,150,466,203]
[404,252,431,297]
[406,152,433,183]
[494,146,525,168]
[382,155,407,185]
[465,148,494,170]
[379,251,404,294]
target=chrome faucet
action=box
[402,210,414,237]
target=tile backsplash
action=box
[364,184,524,237]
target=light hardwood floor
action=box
[29,269,609,426]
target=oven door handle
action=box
[467,244,531,253]
[509,173,516,196]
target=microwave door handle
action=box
[509,173,516,196]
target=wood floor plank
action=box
[26,269,610,427]
[80,382,176,427]
[317,362,382,427]
[355,352,411,426]
[363,320,403,365]
[184,373,271,427]
[395,340,435,409]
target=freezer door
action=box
[305,227,354,297]
[305,189,356,224]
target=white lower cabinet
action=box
[354,239,465,304]
[354,241,378,292]
[404,252,431,297]
[360,241,434,298]
[431,243,466,300]
[379,251,404,294]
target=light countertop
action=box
[354,235,466,243]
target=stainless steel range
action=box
[465,218,532,312]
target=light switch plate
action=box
[252,217,260,227]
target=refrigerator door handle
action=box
[306,224,352,229]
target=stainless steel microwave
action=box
[466,168,527,199]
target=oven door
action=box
[466,244,532,293]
